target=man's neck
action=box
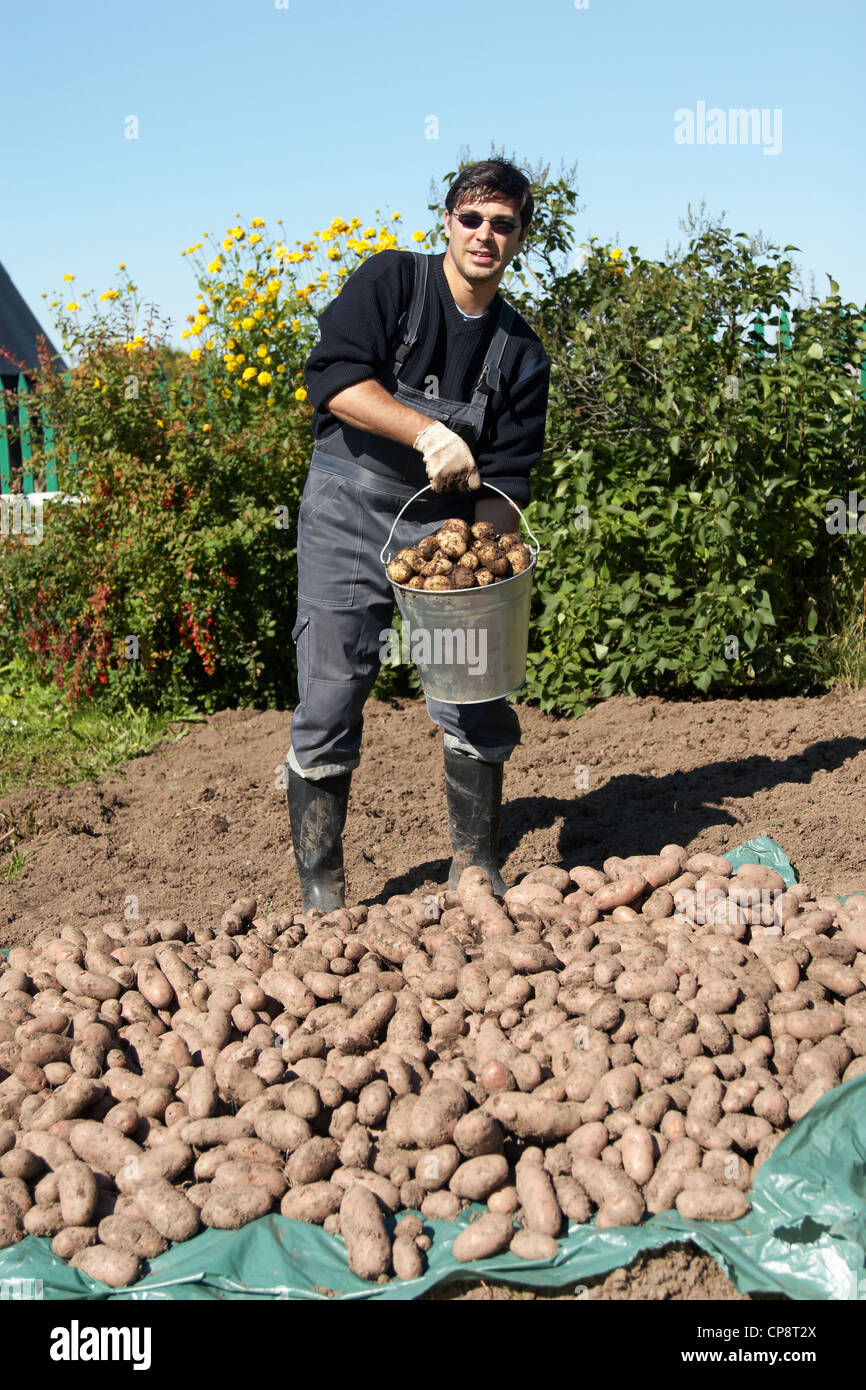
[441,248,501,315]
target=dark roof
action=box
[0,259,67,375]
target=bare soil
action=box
[2,688,864,1299]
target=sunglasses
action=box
[452,211,520,237]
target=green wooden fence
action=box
[0,370,77,494]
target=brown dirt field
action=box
[1,688,864,1298]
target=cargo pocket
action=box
[291,614,310,707]
[298,476,363,608]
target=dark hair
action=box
[445,159,534,230]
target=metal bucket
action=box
[379,483,540,704]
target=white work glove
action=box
[413,420,481,493]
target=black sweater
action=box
[302,250,550,504]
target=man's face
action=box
[443,194,528,287]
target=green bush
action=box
[511,214,866,712]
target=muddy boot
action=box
[444,746,507,896]
[286,765,351,913]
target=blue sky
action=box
[1,0,863,356]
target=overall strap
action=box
[470,299,516,409]
[392,251,428,378]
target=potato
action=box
[98,1213,168,1259]
[414,1145,461,1192]
[782,1005,845,1041]
[254,1110,312,1154]
[644,1137,702,1214]
[116,1140,192,1191]
[213,1159,287,1199]
[56,1160,98,1226]
[286,1137,340,1187]
[675,1184,751,1222]
[392,1234,426,1280]
[569,1156,644,1227]
[515,1158,562,1237]
[69,1120,143,1176]
[484,1093,582,1142]
[331,1168,400,1212]
[52,1225,98,1259]
[620,1124,656,1185]
[75,1244,141,1287]
[340,1183,392,1280]
[24,1201,66,1236]
[448,1154,510,1202]
[510,1229,559,1260]
[132,1178,200,1241]
[180,1116,255,1147]
[452,1210,514,1262]
[29,1074,103,1130]
[280,1182,343,1225]
[408,1080,470,1148]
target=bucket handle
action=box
[379,482,541,567]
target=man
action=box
[286,158,550,911]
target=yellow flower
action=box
[251,217,265,228]
[411,231,425,242]
[189,348,203,362]
[226,337,236,350]
[364,227,376,239]
[242,316,254,330]
[294,387,307,402]
[610,248,622,259]
[202,423,211,431]
[100,289,120,301]
[207,257,223,273]
[327,247,342,261]
[249,233,262,244]
[290,318,301,332]
[156,418,163,427]
[276,363,286,373]
[257,345,268,359]
[253,307,264,320]
[257,371,272,386]
[221,388,231,399]
[242,367,257,381]
[223,237,234,251]
[232,227,245,241]
[62,274,75,282]
[392,212,401,220]
[66,301,80,311]
[94,376,101,388]
[204,338,214,350]
[226,361,238,373]
[117,263,126,270]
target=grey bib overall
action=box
[287,251,522,781]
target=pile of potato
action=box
[386,518,532,591]
[2,848,866,1287]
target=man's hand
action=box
[414,421,482,493]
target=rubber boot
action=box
[286,764,351,913]
[444,746,507,896]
